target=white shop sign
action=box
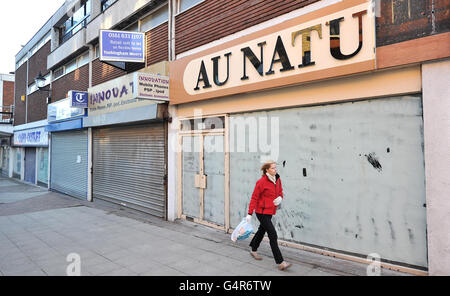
[133,72,169,102]
[14,127,48,147]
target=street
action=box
[0,175,409,276]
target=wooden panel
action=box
[146,22,169,66]
[377,32,450,69]
[91,58,127,87]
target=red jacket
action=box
[248,174,284,216]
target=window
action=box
[44,73,51,86]
[59,0,91,45]
[27,73,50,95]
[30,32,51,56]
[140,5,168,32]
[14,149,21,176]
[101,0,117,12]
[53,67,64,80]
[94,44,100,58]
[65,59,77,74]
[125,22,139,32]
[78,52,90,67]
[16,56,28,69]
[52,51,89,81]
[179,0,203,13]
[27,83,38,95]
[15,32,51,69]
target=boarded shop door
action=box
[24,148,36,184]
[51,130,88,199]
[203,135,225,226]
[181,132,226,229]
[182,135,201,219]
[229,95,427,268]
[93,124,166,218]
[1,147,9,176]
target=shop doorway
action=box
[179,115,229,231]
[93,123,167,219]
[24,147,36,184]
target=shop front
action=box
[47,93,88,199]
[170,0,427,271]
[12,121,49,185]
[85,71,169,219]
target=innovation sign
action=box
[88,72,169,116]
[134,72,169,102]
[100,30,145,63]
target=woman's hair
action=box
[260,160,276,176]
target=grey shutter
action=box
[51,130,88,199]
[93,123,166,218]
[229,95,427,268]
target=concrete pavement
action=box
[0,175,410,276]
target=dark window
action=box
[59,0,91,45]
[101,0,117,12]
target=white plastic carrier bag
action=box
[231,218,253,242]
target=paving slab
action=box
[0,175,417,277]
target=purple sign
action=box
[69,90,88,108]
[100,30,145,63]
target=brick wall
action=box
[14,63,27,126]
[146,22,168,66]
[26,90,48,123]
[1,81,14,121]
[92,58,127,87]
[377,0,450,47]
[2,81,14,106]
[435,0,450,33]
[52,64,90,102]
[175,0,319,55]
[27,41,51,84]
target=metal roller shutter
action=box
[93,123,166,218]
[51,130,88,199]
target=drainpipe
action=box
[88,44,94,88]
[168,0,176,62]
[87,43,94,202]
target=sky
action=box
[0,0,66,74]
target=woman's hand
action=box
[273,196,282,206]
[246,214,252,224]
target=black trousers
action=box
[249,213,284,264]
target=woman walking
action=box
[246,160,291,271]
